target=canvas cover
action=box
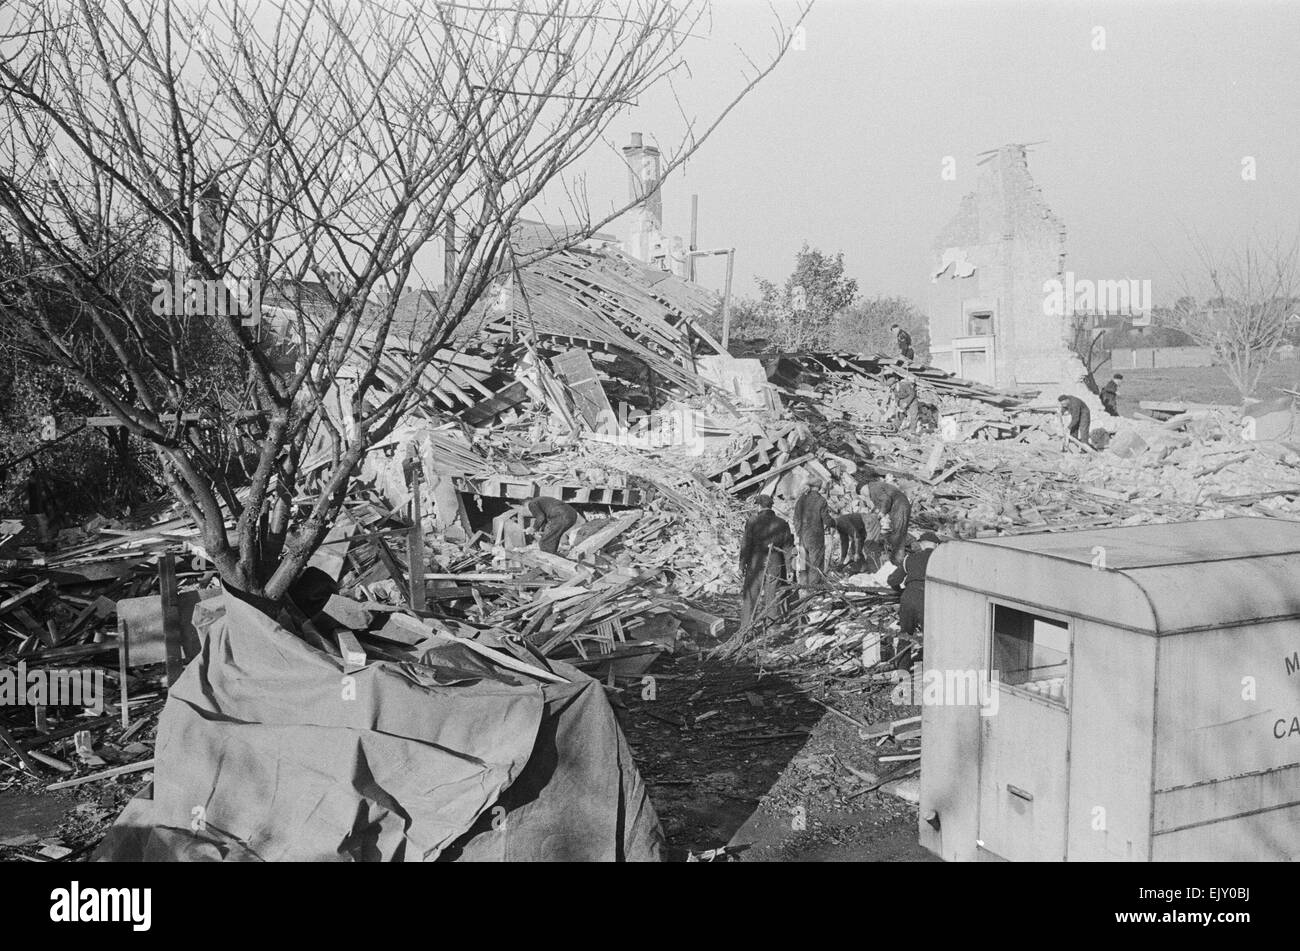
[95,594,663,861]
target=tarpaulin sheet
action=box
[95,594,663,861]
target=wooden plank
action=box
[675,605,725,638]
[374,613,432,646]
[570,511,641,559]
[427,631,568,685]
[27,750,73,773]
[321,594,372,630]
[728,453,814,494]
[46,758,155,791]
[431,348,494,374]
[0,580,49,616]
[1212,487,1300,504]
[159,553,183,687]
[117,615,130,729]
[550,349,615,430]
[0,721,40,773]
[447,363,495,400]
[424,572,514,582]
[19,714,119,751]
[408,461,427,611]
[373,536,409,595]
[335,631,368,672]
[459,380,529,426]
[538,573,652,655]
[84,412,202,427]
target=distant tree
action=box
[1174,236,1300,402]
[828,295,928,358]
[708,294,772,348]
[708,244,859,350]
[779,244,859,349]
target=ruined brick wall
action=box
[928,147,1075,387]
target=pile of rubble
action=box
[4,230,1298,856]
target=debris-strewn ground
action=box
[0,715,155,862]
[622,655,931,861]
[5,343,1300,861]
[618,592,931,862]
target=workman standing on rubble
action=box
[862,476,911,565]
[1099,373,1123,416]
[526,493,578,554]
[1058,393,1091,444]
[888,532,941,667]
[739,494,795,629]
[894,375,920,435]
[891,323,914,361]
[793,473,836,588]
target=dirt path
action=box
[620,648,933,862]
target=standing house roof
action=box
[926,518,1300,636]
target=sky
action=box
[541,0,1300,307]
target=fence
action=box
[1108,346,1214,369]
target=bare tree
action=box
[1066,312,1109,396]
[0,0,807,601]
[1175,234,1300,402]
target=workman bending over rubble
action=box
[793,473,836,587]
[526,493,578,554]
[739,494,795,629]
[1057,394,1091,445]
[834,511,883,572]
[862,476,911,565]
[894,375,920,435]
[888,532,941,667]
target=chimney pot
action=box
[629,132,643,148]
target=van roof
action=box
[927,518,1300,636]
[974,517,1300,570]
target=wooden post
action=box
[159,552,184,686]
[689,194,698,283]
[721,248,735,351]
[117,615,130,729]
[444,213,457,284]
[407,456,427,612]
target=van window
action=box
[991,604,1069,705]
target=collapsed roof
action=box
[261,224,728,433]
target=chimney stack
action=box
[623,132,662,264]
